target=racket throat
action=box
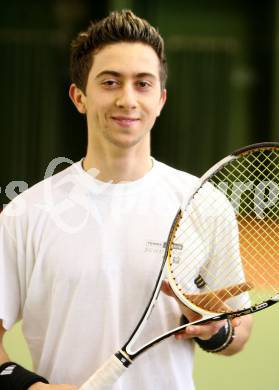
[125,315,223,359]
[115,350,133,367]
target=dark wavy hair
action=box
[70,10,167,93]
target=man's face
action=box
[73,42,166,150]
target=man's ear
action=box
[69,84,87,114]
[156,88,167,117]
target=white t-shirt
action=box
[0,159,199,389]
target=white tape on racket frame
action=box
[79,355,127,390]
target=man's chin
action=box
[106,134,148,149]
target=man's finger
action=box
[215,282,253,301]
[161,280,175,297]
[184,281,253,311]
[162,280,253,313]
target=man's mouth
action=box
[111,116,139,127]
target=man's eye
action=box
[102,80,119,87]
[137,81,151,89]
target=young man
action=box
[0,10,252,390]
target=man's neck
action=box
[83,148,153,183]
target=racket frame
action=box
[123,142,279,360]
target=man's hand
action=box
[184,282,253,312]
[0,321,9,365]
[161,280,252,341]
[28,383,77,390]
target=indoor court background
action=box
[1,1,279,389]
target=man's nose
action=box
[115,84,137,109]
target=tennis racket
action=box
[80,142,279,390]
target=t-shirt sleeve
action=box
[0,208,23,330]
[198,186,249,310]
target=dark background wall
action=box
[0,0,278,207]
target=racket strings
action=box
[239,221,279,286]
[170,211,246,312]
[171,224,237,290]
[239,226,278,290]
[168,147,279,314]
[239,219,278,266]
[171,192,243,278]
[210,149,279,288]
[170,213,250,312]
[216,150,278,184]
[172,148,276,244]
[171,205,278,304]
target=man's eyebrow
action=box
[95,70,157,79]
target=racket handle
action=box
[79,354,127,390]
